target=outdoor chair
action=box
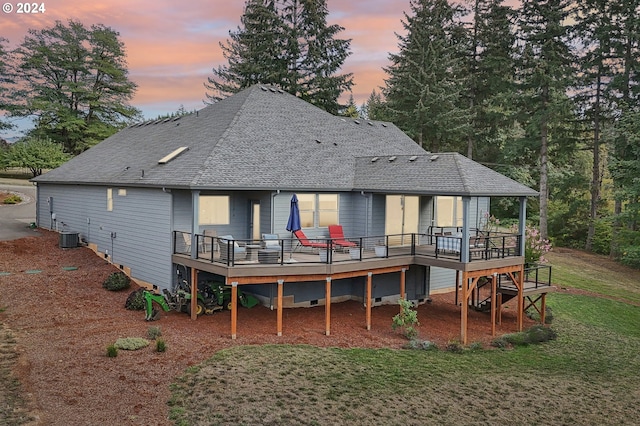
[203,229,218,253]
[293,229,328,251]
[218,235,246,261]
[262,233,282,252]
[328,224,357,250]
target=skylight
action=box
[158,147,189,164]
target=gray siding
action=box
[36,184,173,288]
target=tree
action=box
[0,37,15,132]
[466,0,518,162]
[205,0,353,114]
[382,0,472,152]
[7,137,70,177]
[11,20,141,154]
[205,0,289,100]
[514,0,577,240]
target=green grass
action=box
[169,294,640,425]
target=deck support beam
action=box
[277,279,284,336]
[190,267,198,321]
[366,272,372,331]
[231,281,238,339]
[325,277,332,336]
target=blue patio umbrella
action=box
[286,194,301,233]
[286,194,301,259]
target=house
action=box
[33,84,548,343]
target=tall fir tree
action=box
[0,38,15,132]
[514,0,577,240]
[466,0,518,162]
[382,0,472,152]
[573,0,619,251]
[12,20,140,154]
[205,0,288,101]
[205,0,353,114]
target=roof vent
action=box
[333,142,337,146]
[172,116,181,121]
[381,123,388,128]
[409,155,418,162]
[368,122,374,126]
[430,155,439,161]
[315,139,322,144]
[158,146,189,164]
[162,117,171,123]
[371,157,379,163]
[388,156,397,162]
[269,87,277,92]
[354,120,360,125]
[277,89,284,94]
[153,119,162,124]
[260,86,268,91]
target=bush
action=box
[491,325,557,348]
[147,326,162,340]
[106,344,118,357]
[392,299,419,340]
[125,288,146,310]
[156,339,167,353]
[620,245,640,269]
[3,194,22,204]
[114,337,149,351]
[405,339,438,351]
[445,341,464,353]
[102,272,131,291]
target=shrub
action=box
[392,299,419,340]
[114,337,149,351]
[156,339,167,353]
[620,245,640,269]
[491,325,557,348]
[106,344,118,357]
[526,306,554,324]
[405,339,438,351]
[3,194,22,204]
[147,326,162,340]
[102,272,131,291]
[445,340,464,353]
[125,288,145,310]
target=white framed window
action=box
[297,193,338,228]
[436,196,463,227]
[118,188,127,196]
[199,195,230,225]
[107,188,113,211]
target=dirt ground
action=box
[0,230,533,426]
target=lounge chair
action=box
[328,224,357,249]
[293,229,328,251]
[218,235,246,261]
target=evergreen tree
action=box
[382,0,472,152]
[363,89,387,121]
[467,0,518,162]
[514,0,577,240]
[11,20,140,154]
[204,0,288,101]
[205,0,353,114]
[573,0,619,251]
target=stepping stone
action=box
[25,270,42,274]
[61,266,78,271]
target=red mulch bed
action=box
[0,230,533,425]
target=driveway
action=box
[0,179,40,241]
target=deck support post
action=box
[400,268,406,301]
[277,279,284,336]
[491,272,497,336]
[190,267,198,321]
[325,277,332,336]
[461,271,469,345]
[231,281,238,339]
[540,293,547,325]
[517,265,524,331]
[366,272,372,331]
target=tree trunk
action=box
[539,87,549,240]
[586,71,602,251]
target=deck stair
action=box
[473,274,516,312]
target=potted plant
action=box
[349,247,361,260]
[375,241,387,257]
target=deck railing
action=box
[172,230,524,267]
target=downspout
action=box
[191,190,200,259]
[360,191,370,237]
[461,196,471,263]
[518,196,527,258]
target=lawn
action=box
[169,251,640,425]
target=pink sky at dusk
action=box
[1,0,410,137]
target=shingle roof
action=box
[34,84,537,197]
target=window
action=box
[118,189,127,196]
[297,194,338,228]
[107,188,113,211]
[436,196,463,227]
[199,195,230,225]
